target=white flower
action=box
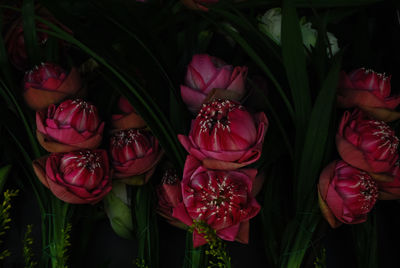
[258,8,339,56]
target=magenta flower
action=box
[172,156,260,247]
[111,97,146,130]
[156,169,188,230]
[178,99,268,170]
[33,150,112,204]
[110,128,163,183]
[23,63,82,111]
[377,161,400,200]
[336,109,399,173]
[338,68,400,121]
[5,22,49,70]
[36,99,105,153]
[318,160,378,227]
[181,54,248,113]
[180,0,219,11]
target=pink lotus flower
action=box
[111,97,146,130]
[318,160,378,228]
[377,161,400,200]
[4,8,71,71]
[336,109,399,173]
[172,156,260,247]
[32,149,112,204]
[156,169,188,230]
[23,63,83,110]
[178,99,268,170]
[338,68,400,122]
[4,22,49,70]
[110,128,163,184]
[181,54,248,113]
[36,99,105,153]
[180,0,219,11]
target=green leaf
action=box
[281,0,311,158]
[135,184,159,268]
[0,8,13,87]
[183,233,207,268]
[22,0,40,65]
[0,165,11,193]
[295,53,341,207]
[204,15,294,119]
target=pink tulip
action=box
[178,99,268,170]
[36,99,105,153]
[336,109,399,173]
[111,97,146,130]
[181,54,248,113]
[338,68,400,122]
[172,156,260,247]
[32,150,112,204]
[23,63,83,111]
[110,128,163,183]
[318,160,378,227]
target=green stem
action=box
[183,232,206,268]
[135,184,159,268]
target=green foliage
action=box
[23,225,38,268]
[134,184,159,268]
[0,189,19,260]
[314,247,326,268]
[135,258,148,268]
[189,220,231,268]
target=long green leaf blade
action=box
[22,0,40,65]
[281,0,311,142]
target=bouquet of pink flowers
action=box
[0,1,399,267]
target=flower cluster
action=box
[109,97,163,185]
[29,64,111,204]
[157,55,268,247]
[319,68,400,227]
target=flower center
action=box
[362,67,388,80]
[161,169,179,185]
[71,99,94,113]
[357,173,378,212]
[197,99,241,134]
[111,129,145,147]
[371,120,399,154]
[192,173,247,219]
[64,150,102,173]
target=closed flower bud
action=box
[336,109,399,173]
[318,160,378,227]
[104,182,134,239]
[181,54,248,113]
[111,97,146,130]
[377,161,400,200]
[338,68,400,122]
[36,99,105,153]
[110,128,163,183]
[178,99,268,170]
[33,150,112,204]
[23,63,83,110]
